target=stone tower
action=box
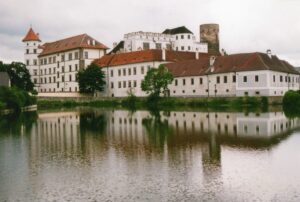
[22,27,41,90]
[200,24,219,54]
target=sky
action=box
[0,0,300,66]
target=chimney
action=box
[162,48,166,61]
[267,49,272,58]
[195,51,199,60]
[210,56,216,67]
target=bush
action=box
[0,101,5,110]
[282,90,300,117]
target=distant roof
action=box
[94,50,206,67]
[39,34,109,57]
[162,26,193,35]
[108,41,124,54]
[22,28,41,42]
[165,52,299,77]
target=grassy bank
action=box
[38,96,269,111]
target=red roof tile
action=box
[22,28,41,42]
[39,34,108,57]
[94,50,208,67]
[165,52,299,77]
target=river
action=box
[1,108,300,201]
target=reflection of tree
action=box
[80,112,107,135]
[0,112,37,135]
[142,109,173,148]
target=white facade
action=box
[23,32,107,94]
[102,61,169,97]
[37,48,105,93]
[102,62,299,98]
[122,31,207,53]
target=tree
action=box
[0,61,34,92]
[141,64,173,97]
[77,63,106,94]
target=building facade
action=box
[110,26,208,54]
[95,49,300,98]
[22,27,108,95]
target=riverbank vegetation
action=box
[0,87,36,112]
[282,90,300,117]
[37,96,269,111]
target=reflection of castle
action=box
[29,110,300,152]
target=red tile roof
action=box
[165,52,299,77]
[94,50,208,67]
[22,28,41,42]
[39,34,108,57]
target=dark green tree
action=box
[141,64,173,98]
[0,61,34,92]
[77,63,106,94]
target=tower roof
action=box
[22,27,41,42]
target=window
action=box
[141,66,144,74]
[110,70,113,77]
[181,46,184,51]
[128,81,131,88]
[33,59,37,65]
[166,44,171,50]
[69,65,72,72]
[155,43,162,49]
[111,82,114,89]
[34,49,37,54]
[183,79,186,85]
[69,53,72,60]
[57,72,60,78]
[233,75,236,83]
[61,54,65,62]
[273,75,276,82]
[175,79,178,86]
[255,75,259,82]
[176,36,178,40]
[62,75,65,82]
[118,69,121,76]
[53,77,56,83]
[191,78,194,85]
[26,49,29,54]
[49,57,52,64]
[188,35,191,39]
[49,68,51,74]
[123,81,126,88]
[44,58,47,65]
[75,64,78,71]
[40,59,43,65]
[280,75,283,82]
[217,76,220,83]
[224,76,227,83]
[188,46,191,51]
[134,80,137,87]
[123,69,126,76]
[84,52,88,59]
[118,82,121,88]
[243,76,247,82]
[62,66,65,73]
[181,35,184,39]
[147,66,150,71]
[26,60,29,65]
[255,91,260,95]
[244,92,248,96]
[34,69,37,75]
[53,56,56,63]
[143,42,150,50]
[49,77,52,83]
[75,52,79,59]
[133,67,136,75]
[69,74,72,81]
[200,77,203,84]
[128,68,131,75]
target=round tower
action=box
[22,27,42,88]
[200,24,219,54]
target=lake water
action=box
[1,108,300,202]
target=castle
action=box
[22,24,300,97]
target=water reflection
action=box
[1,109,300,201]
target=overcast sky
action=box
[0,0,299,66]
